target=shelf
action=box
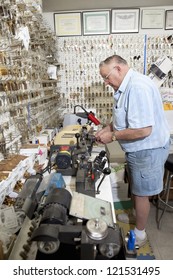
[0,0,61,155]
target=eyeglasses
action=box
[102,66,116,81]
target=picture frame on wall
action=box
[82,10,110,35]
[141,9,165,29]
[54,12,82,36]
[111,9,139,33]
[165,10,173,30]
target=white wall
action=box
[42,0,173,12]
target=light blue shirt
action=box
[112,69,170,152]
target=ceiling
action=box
[42,0,173,12]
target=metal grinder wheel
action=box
[86,218,108,240]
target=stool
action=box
[157,153,173,229]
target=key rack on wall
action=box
[0,0,63,158]
[57,33,173,124]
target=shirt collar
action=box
[117,68,133,94]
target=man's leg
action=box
[131,195,149,246]
[134,195,150,230]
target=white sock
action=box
[134,227,146,240]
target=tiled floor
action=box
[146,201,173,260]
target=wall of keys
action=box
[57,33,173,124]
[0,0,62,158]
[1,1,173,159]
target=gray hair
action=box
[99,55,128,67]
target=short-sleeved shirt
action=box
[112,68,170,152]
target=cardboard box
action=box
[105,141,125,164]
[20,144,47,165]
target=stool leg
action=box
[157,172,172,229]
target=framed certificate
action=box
[111,9,139,33]
[165,10,173,30]
[82,10,110,35]
[141,9,164,29]
[54,12,82,36]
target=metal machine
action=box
[10,179,125,260]
[48,124,96,176]
[30,188,124,260]
[9,113,136,260]
[45,124,110,197]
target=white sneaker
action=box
[117,212,136,224]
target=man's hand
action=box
[95,131,113,144]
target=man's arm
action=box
[96,126,152,144]
[114,126,152,141]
